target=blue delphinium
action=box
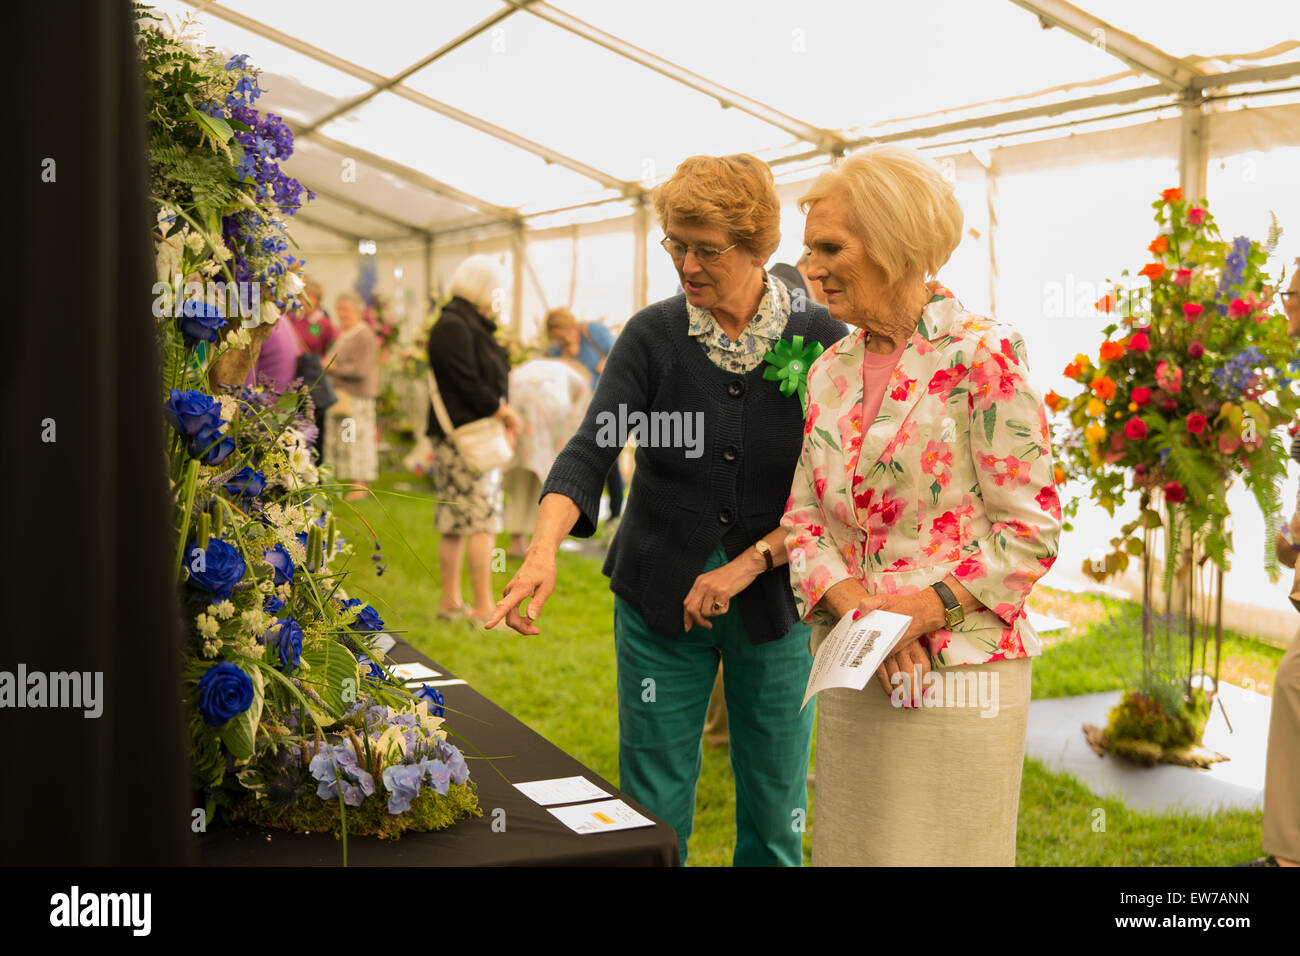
[1212,345,1263,394]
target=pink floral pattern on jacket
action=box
[781,288,1061,666]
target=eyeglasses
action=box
[659,237,736,264]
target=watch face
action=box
[945,607,964,627]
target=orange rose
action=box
[1091,375,1116,400]
[1099,340,1126,362]
[1161,187,1183,203]
[1148,235,1169,254]
[1064,361,1082,380]
[1139,262,1166,280]
[1044,390,1062,413]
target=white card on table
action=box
[368,633,397,655]
[801,609,912,710]
[547,799,655,835]
[513,775,611,806]
[405,678,467,689]
[390,661,442,682]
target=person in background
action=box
[503,356,592,558]
[245,311,300,395]
[546,308,622,528]
[426,255,519,625]
[324,291,379,501]
[1250,260,1300,868]
[291,278,337,356]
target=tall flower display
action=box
[1052,187,1296,761]
[138,8,478,844]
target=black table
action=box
[197,640,680,866]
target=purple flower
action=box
[382,764,424,814]
[414,684,445,717]
[197,661,254,726]
[224,467,266,497]
[263,544,294,586]
[420,758,452,796]
[186,537,246,601]
[164,389,223,437]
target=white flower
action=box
[259,298,280,328]
[185,231,206,254]
[281,271,305,297]
[241,608,268,634]
[226,326,252,350]
[213,600,236,620]
[196,613,220,640]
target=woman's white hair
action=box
[800,144,963,286]
[449,254,508,317]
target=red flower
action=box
[1188,341,1204,358]
[1174,268,1193,287]
[1131,386,1152,406]
[1187,206,1207,226]
[1125,418,1148,440]
[1128,332,1150,352]
[1182,302,1204,320]
[1161,187,1183,203]
[1164,480,1186,503]
[1035,485,1062,520]
[927,364,967,401]
[1186,413,1207,435]
[953,554,985,580]
[1229,298,1252,318]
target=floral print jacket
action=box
[781,288,1061,666]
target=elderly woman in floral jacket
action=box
[782,144,1061,866]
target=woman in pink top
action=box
[781,144,1061,866]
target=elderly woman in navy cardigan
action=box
[488,154,845,866]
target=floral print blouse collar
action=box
[687,271,790,373]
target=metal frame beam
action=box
[1009,0,1202,91]
[303,183,433,238]
[181,0,637,197]
[290,213,364,244]
[296,129,520,224]
[506,1,849,155]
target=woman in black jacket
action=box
[427,255,519,624]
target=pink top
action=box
[861,338,907,427]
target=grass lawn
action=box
[334,472,1283,866]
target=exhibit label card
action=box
[390,662,442,682]
[801,608,912,710]
[548,799,655,835]
[513,775,611,806]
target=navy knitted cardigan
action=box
[541,294,847,644]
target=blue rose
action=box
[223,467,267,497]
[264,595,285,615]
[263,544,294,586]
[265,617,303,670]
[164,389,222,437]
[188,422,236,466]
[197,661,254,726]
[414,683,444,718]
[342,597,385,634]
[177,299,227,346]
[356,654,385,681]
[186,537,246,601]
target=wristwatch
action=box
[931,580,965,627]
[753,540,774,572]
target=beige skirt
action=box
[812,650,1032,867]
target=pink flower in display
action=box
[1187,206,1207,226]
[1182,302,1204,320]
[1155,361,1182,393]
[1174,269,1193,287]
[1035,485,1062,520]
[1131,386,1152,406]
[1186,412,1207,435]
[1228,298,1251,318]
[1124,418,1148,440]
[1187,341,1204,358]
[1128,332,1150,352]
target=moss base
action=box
[232,779,481,839]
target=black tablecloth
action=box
[197,639,679,866]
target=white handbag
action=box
[427,368,513,474]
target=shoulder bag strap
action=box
[427,366,458,437]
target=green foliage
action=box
[233,780,481,839]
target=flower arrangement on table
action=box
[139,6,479,843]
[1049,186,1296,764]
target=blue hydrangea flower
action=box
[383,764,424,814]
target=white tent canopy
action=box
[148,0,1300,638]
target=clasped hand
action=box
[852,594,933,708]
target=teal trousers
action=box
[613,546,814,866]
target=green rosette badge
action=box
[762,335,823,413]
